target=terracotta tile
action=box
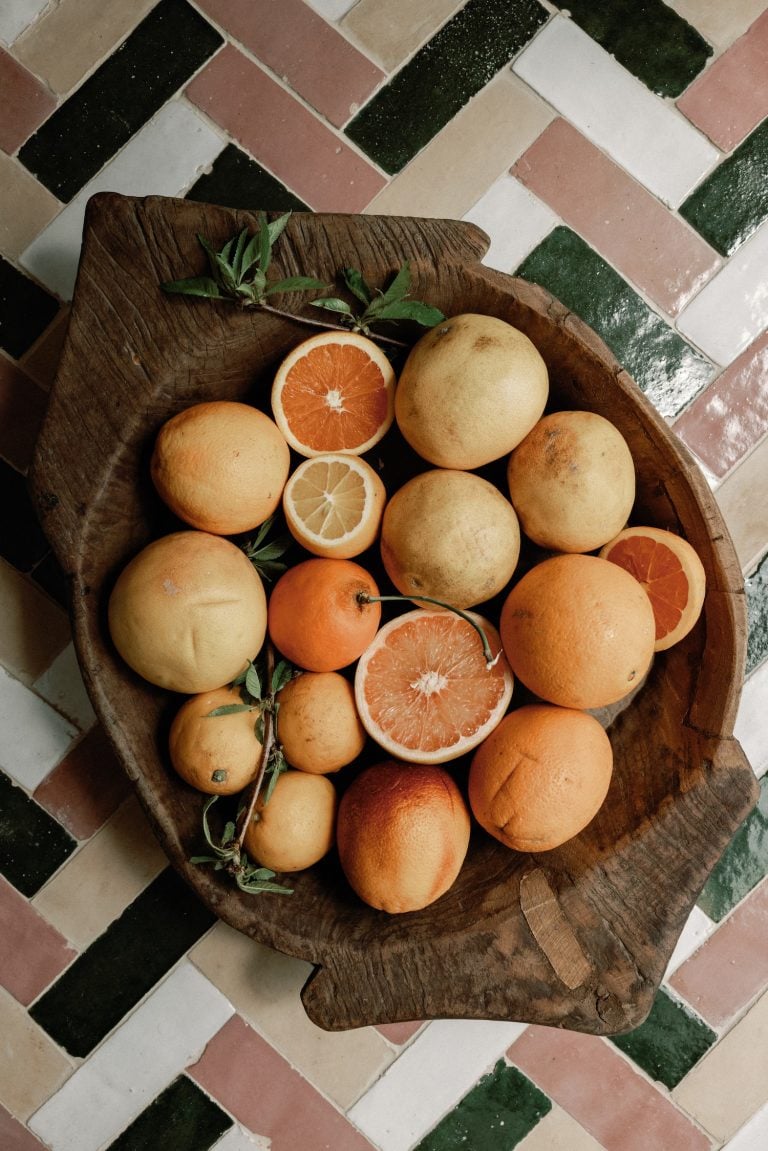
[673,331,768,478]
[375,1021,424,1045]
[12,0,158,96]
[508,1027,713,1151]
[673,988,768,1140]
[18,307,70,390]
[670,879,768,1027]
[512,118,720,316]
[0,354,48,472]
[342,0,463,71]
[666,0,767,53]
[0,47,56,154]
[715,431,768,575]
[33,724,131,840]
[189,1014,377,1150]
[0,153,60,261]
[677,11,768,151]
[185,44,385,212]
[0,1102,48,1150]
[195,0,384,128]
[0,876,76,1005]
[0,985,74,1121]
[0,557,70,684]
[190,921,395,1111]
[366,70,553,219]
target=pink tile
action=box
[677,10,768,151]
[33,725,131,840]
[670,880,768,1027]
[189,1015,377,1150]
[0,876,76,1005]
[671,330,768,478]
[0,48,56,154]
[195,0,384,129]
[511,118,721,316]
[375,1020,424,1045]
[509,1027,712,1151]
[186,44,386,212]
[0,1104,48,1150]
[0,355,48,472]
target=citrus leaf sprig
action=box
[242,516,292,582]
[190,796,293,895]
[161,211,327,307]
[311,263,444,336]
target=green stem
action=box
[358,593,498,669]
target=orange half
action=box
[271,330,395,457]
[599,525,706,651]
[355,609,513,764]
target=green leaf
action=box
[251,537,291,562]
[238,877,294,895]
[255,713,265,744]
[190,854,221,865]
[161,276,226,299]
[343,267,373,305]
[267,211,292,247]
[247,517,275,552]
[201,795,220,851]
[197,234,222,281]
[370,300,445,327]
[239,231,262,279]
[205,703,257,717]
[366,261,411,313]
[271,659,294,695]
[231,227,250,280]
[258,212,272,276]
[310,297,354,316]
[222,821,237,846]
[220,235,236,267]
[245,663,262,701]
[264,276,329,296]
[252,559,287,582]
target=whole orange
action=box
[169,685,261,795]
[468,704,613,852]
[276,671,366,773]
[267,558,381,672]
[243,770,337,873]
[336,760,471,913]
[499,553,655,709]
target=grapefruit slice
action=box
[599,525,706,651]
[271,330,395,457]
[282,453,386,559]
[354,609,513,764]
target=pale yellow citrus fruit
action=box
[243,770,337,873]
[282,453,386,559]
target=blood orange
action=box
[599,526,706,651]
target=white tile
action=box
[0,665,78,790]
[305,0,360,19]
[676,223,768,366]
[664,905,717,978]
[348,1019,528,1151]
[33,642,97,732]
[727,1098,768,1151]
[735,660,768,780]
[28,961,234,1151]
[212,1125,270,1151]
[512,16,719,209]
[463,174,558,274]
[0,0,49,45]
[20,99,225,301]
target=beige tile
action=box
[19,306,70,391]
[673,988,768,1141]
[191,921,396,1109]
[0,986,74,1120]
[365,70,553,220]
[0,152,60,262]
[342,0,463,71]
[0,557,70,684]
[666,0,767,52]
[12,0,158,95]
[715,433,768,575]
[32,795,167,949]
[517,1103,605,1150]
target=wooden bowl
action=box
[30,193,757,1034]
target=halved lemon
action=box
[282,453,386,559]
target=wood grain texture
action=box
[29,193,759,1033]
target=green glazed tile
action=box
[415,1060,551,1150]
[698,773,768,922]
[30,868,215,1056]
[345,0,547,174]
[746,550,768,676]
[186,143,309,212]
[0,770,76,897]
[107,1076,232,1151]
[611,989,716,1089]
[551,0,711,98]
[515,226,715,418]
[680,119,768,256]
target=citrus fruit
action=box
[394,313,548,469]
[243,770,337,873]
[282,453,386,559]
[267,557,381,672]
[336,760,471,913]
[169,685,261,795]
[506,410,636,553]
[380,469,520,609]
[354,609,513,764]
[271,330,395,457]
[108,531,267,693]
[276,671,366,774]
[500,553,655,709]
[468,704,613,852]
[150,401,290,535]
[599,525,706,651]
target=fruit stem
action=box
[234,642,278,854]
[358,593,499,669]
[257,301,409,348]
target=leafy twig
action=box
[242,516,291,582]
[311,263,444,336]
